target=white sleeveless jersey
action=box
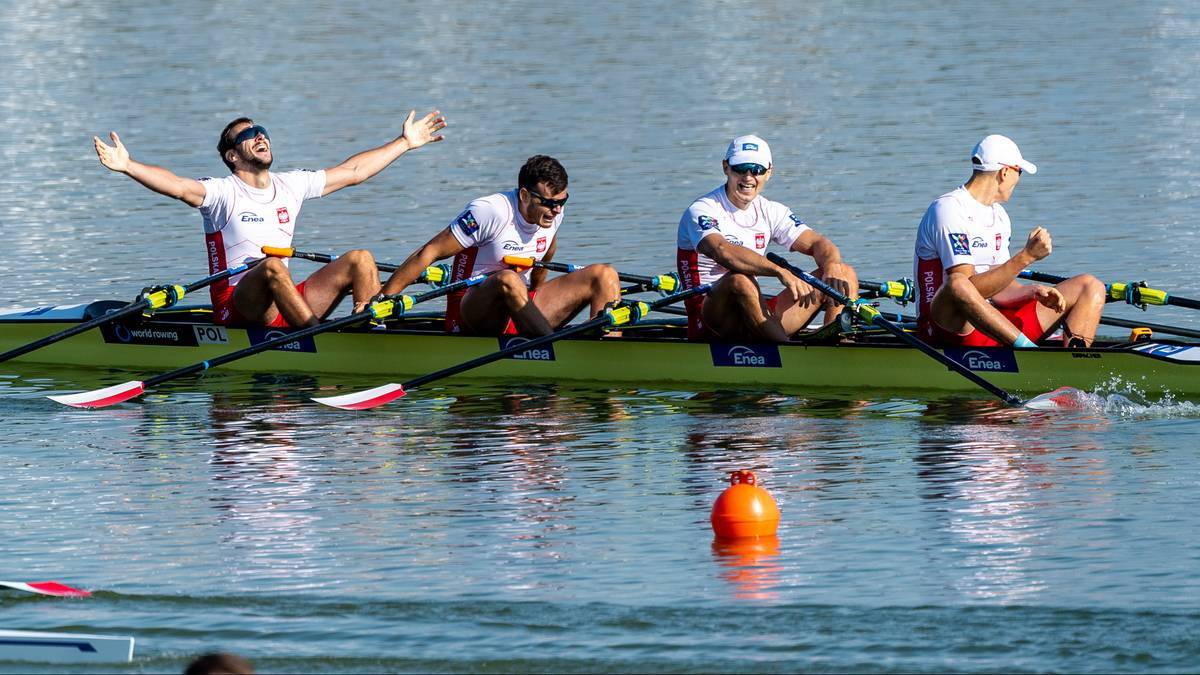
[676,185,810,286]
[447,190,563,284]
[913,185,1012,320]
[198,170,326,289]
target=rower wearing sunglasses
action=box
[379,155,621,336]
[92,110,446,328]
[676,134,860,342]
[914,134,1105,348]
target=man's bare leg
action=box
[458,270,552,336]
[299,249,381,317]
[531,264,622,329]
[701,273,791,342]
[1034,273,1106,346]
[231,257,317,327]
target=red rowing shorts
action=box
[211,281,307,328]
[445,287,535,336]
[918,298,1044,347]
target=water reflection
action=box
[913,405,1112,603]
[711,536,782,602]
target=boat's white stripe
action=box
[0,630,133,663]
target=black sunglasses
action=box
[524,187,569,209]
[232,125,270,147]
[729,163,769,176]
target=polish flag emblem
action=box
[755,233,766,248]
[277,207,290,224]
[537,237,547,253]
[995,233,1001,250]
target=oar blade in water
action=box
[0,580,91,597]
[312,383,407,410]
[1024,386,1089,410]
[47,381,146,409]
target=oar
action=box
[262,246,450,285]
[46,272,493,409]
[501,255,679,294]
[0,580,90,598]
[0,258,267,367]
[767,252,1024,406]
[859,277,915,304]
[1020,269,1200,311]
[312,283,712,410]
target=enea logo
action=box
[944,347,1019,373]
[971,236,988,249]
[499,335,555,361]
[246,327,317,353]
[238,212,265,223]
[710,343,782,368]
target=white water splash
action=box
[1035,376,1200,418]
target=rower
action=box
[676,134,860,342]
[379,155,621,336]
[92,110,446,328]
[914,135,1105,348]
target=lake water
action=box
[2,1,1199,672]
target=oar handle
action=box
[502,256,679,293]
[859,278,915,304]
[767,253,1022,406]
[263,246,409,274]
[142,272,492,389]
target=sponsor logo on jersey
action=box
[971,236,988,249]
[709,343,782,368]
[944,347,1019,373]
[755,233,766,249]
[500,335,556,361]
[995,233,1002,251]
[501,241,526,251]
[741,142,759,151]
[697,215,718,231]
[725,236,743,246]
[276,207,290,224]
[246,326,317,353]
[455,210,479,236]
[537,237,547,253]
[949,232,970,256]
[238,211,265,223]
[789,213,805,227]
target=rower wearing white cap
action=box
[676,134,859,342]
[914,134,1105,348]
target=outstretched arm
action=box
[93,132,206,207]
[322,109,447,196]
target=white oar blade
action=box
[312,383,407,410]
[47,381,146,409]
[0,580,91,598]
[1024,386,1089,410]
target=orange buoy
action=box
[710,470,780,539]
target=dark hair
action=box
[518,155,568,194]
[184,651,254,675]
[217,117,254,171]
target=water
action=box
[2,1,1200,672]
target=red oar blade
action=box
[47,381,146,408]
[0,580,91,598]
[312,383,407,410]
[1024,386,1089,410]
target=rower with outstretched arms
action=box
[93,109,446,328]
[676,134,860,342]
[914,134,1105,348]
[379,155,621,336]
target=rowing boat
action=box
[0,629,134,664]
[2,301,1198,397]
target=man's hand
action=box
[93,132,130,173]
[778,268,818,308]
[401,110,447,150]
[819,261,855,304]
[1023,226,1052,261]
[1033,285,1065,312]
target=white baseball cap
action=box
[971,134,1037,174]
[726,135,772,168]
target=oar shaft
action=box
[1020,269,1200,310]
[263,247,400,273]
[402,284,710,392]
[0,258,264,365]
[501,256,679,293]
[142,273,490,389]
[767,253,1021,405]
